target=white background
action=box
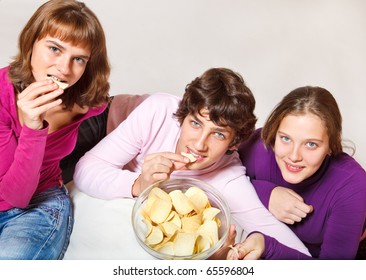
[0,0,365,168]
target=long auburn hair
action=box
[8,0,110,110]
[174,68,257,147]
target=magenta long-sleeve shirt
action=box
[239,129,366,259]
[0,67,106,210]
[74,92,311,259]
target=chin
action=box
[282,172,304,184]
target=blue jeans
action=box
[0,185,73,260]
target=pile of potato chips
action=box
[140,186,222,257]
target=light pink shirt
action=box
[74,92,310,256]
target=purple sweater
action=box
[238,129,366,259]
[0,66,106,211]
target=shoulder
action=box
[330,153,366,182]
[319,153,366,199]
[0,66,9,80]
[134,92,181,118]
[144,92,181,107]
[89,102,107,114]
[238,128,271,160]
[0,67,14,110]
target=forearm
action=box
[74,152,139,199]
[0,124,48,207]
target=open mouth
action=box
[47,74,66,83]
[47,74,69,89]
[184,149,205,163]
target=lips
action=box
[47,74,66,83]
[285,162,304,173]
[186,149,204,162]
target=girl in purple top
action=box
[229,86,366,259]
[0,0,110,259]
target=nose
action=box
[56,57,71,75]
[288,144,302,162]
[193,132,209,152]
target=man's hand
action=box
[132,152,190,196]
[226,233,264,260]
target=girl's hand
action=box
[132,152,190,196]
[269,186,314,224]
[226,232,265,260]
[16,79,64,130]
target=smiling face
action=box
[176,108,237,170]
[31,35,90,88]
[274,113,331,184]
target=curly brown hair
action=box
[8,0,110,110]
[174,68,257,147]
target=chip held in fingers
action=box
[49,75,69,89]
[181,152,197,163]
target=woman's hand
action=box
[269,186,313,224]
[132,152,190,196]
[16,79,63,130]
[226,232,265,260]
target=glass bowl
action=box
[131,177,231,260]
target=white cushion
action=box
[63,181,155,260]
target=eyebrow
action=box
[192,114,232,134]
[45,39,91,60]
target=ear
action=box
[225,143,240,155]
[230,143,240,151]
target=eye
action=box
[190,120,200,128]
[49,46,61,54]
[306,142,318,148]
[214,132,225,140]
[281,136,290,142]
[74,57,87,65]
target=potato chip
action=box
[149,197,172,224]
[181,214,202,233]
[143,193,158,214]
[173,232,198,256]
[181,152,197,162]
[145,226,164,245]
[167,211,182,228]
[185,187,209,213]
[195,234,211,252]
[197,220,219,245]
[160,221,179,236]
[169,190,194,215]
[50,75,69,89]
[158,241,175,255]
[150,187,172,202]
[202,207,221,223]
[142,217,153,237]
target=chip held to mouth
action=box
[181,152,197,163]
[49,75,69,89]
